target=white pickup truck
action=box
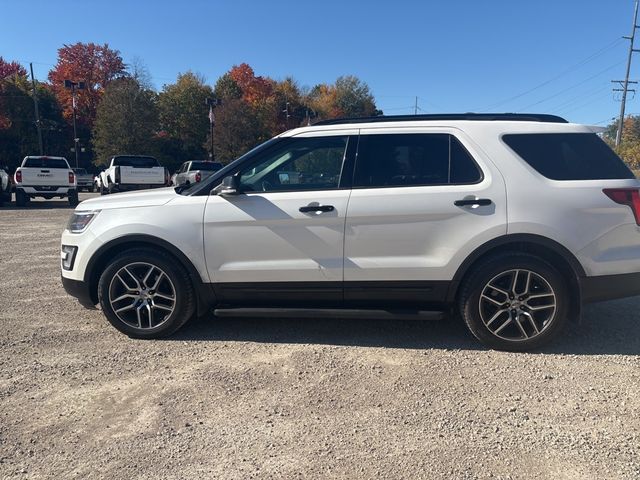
[14,156,78,207]
[99,155,167,195]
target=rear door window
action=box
[113,157,160,168]
[502,133,634,180]
[353,133,482,188]
[24,158,69,169]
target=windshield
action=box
[178,138,280,196]
[191,161,223,171]
[73,168,87,174]
[24,158,69,169]
[113,156,160,168]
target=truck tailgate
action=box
[20,168,69,186]
[119,167,165,184]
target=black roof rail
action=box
[313,113,568,126]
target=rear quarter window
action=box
[502,133,634,180]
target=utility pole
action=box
[29,63,44,155]
[205,97,221,161]
[414,96,418,115]
[615,0,640,147]
[64,79,85,168]
[283,101,291,129]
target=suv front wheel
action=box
[459,253,569,351]
[98,248,196,338]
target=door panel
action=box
[204,190,349,283]
[203,133,356,303]
[344,129,507,293]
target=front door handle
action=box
[299,204,335,213]
[454,198,492,207]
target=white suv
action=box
[60,114,640,350]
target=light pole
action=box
[205,97,221,161]
[64,79,85,167]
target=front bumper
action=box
[61,276,96,308]
[580,272,640,303]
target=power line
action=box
[481,37,625,110]
[516,62,623,111]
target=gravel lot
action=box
[0,193,639,479]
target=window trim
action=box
[350,132,485,190]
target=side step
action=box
[213,308,445,321]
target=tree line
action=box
[0,43,380,172]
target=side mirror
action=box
[213,175,240,196]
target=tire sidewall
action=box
[461,255,569,351]
[98,250,195,338]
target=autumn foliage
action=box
[48,43,126,127]
[0,43,381,170]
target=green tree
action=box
[212,99,265,163]
[93,77,158,166]
[158,72,213,161]
[334,75,379,117]
[0,69,66,170]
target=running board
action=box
[213,308,445,321]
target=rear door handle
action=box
[454,198,492,207]
[299,204,335,213]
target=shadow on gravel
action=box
[171,297,640,356]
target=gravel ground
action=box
[0,193,639,479]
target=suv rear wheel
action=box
[459,253,568,351]
[98,248,196,338]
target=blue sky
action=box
[1,0,637,125]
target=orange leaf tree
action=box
[48,42,126,129]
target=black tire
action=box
[458,253,569,351]
[98,248,196,338]
[100,182,107,195]
[108,182,117,195]
[15,189,27,207]
[68,189,79,207]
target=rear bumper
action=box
[19,186,72,194]
[61,276,96,308]
[580,272,640,303]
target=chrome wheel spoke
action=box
[115,301,137,314]
[112,293,137,303]
[528,304,554,311]
[486,283,509,297]
[151,272,165,291]
[142,266,155,288]
[152,302,173,312]
[494,317,513,335]
[481,294,504,306]
[154,292,174,301]
[123,267,142,289]
[135,307,142,328]
[509,270,519,295]
[485,309,507,328]
[514,315,529,339]
[521,311,540,334]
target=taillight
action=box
[15,171,22,183]
[69,171,75,184]
[603,188,640,225]
[195,172,201,182]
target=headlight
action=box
[67,210,100,233]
